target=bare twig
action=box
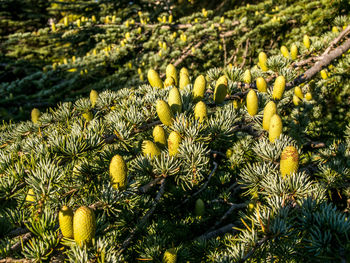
[240,236,269,263]
[208,202,248,231]
[227,44,240,65]
[286,37,350,89]
[118,178,166,254]
[7,227,29,238]
[196,223,236,241]
[294,26,350,68]
[240,38,250,68]
[138,177,163,194]
[321,25,350,56]
[222,37,227,66]
[172,40,204,67]
[176,162,218,209]
[10,232,33,252]
[0,258,33,263]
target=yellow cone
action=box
[272,76,286,100]
[109,155,127,190]
[73,206,96,246]
[59,206,74,238]
[192,75,206,102]
[256,77,267,92]
[262,101,277,131]
[246,89,258,116]
[280,146,299,177]
[269,114,282,143]
[214,75,227,104]
[148,69,164,89]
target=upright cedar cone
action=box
[195,198,205,216]
[280,146,299,177]
[194,101,207,123]
[272,76,286,100]
[73,206,96,246]
[164,76,175,88]
[31,108,40,124]
[153,125,167,148]
[180,67,189,76]
[269,114,282,143]
[320,70,328,79]
[280,45,289,58]
[166,64,178,86]
[179,72,190,90]
[243,69,252,84]
[290,44,298,60]
[142,140,161,159]
[192,75,206,102]
[156,100,174,126]
[90,90,99,108]
[168,87,182,114]
[305,92,312,101]
[246,89,258,116]
[214,75,227,104]
[262,101,277,131]
[148,69,164,89]
[59,206,74,238]
[303,35,310,49]
[163,248,177,263]
[258,52,268,71]
[294,86,303,99]
[109,154,127,190]
[168,131,182,156]
[293,95,301,106]
[256,77,267,92]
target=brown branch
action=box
[118,178,166,254]
[222,37,227,66]
[294,26,350,68]
[138,177,163,194]
[208,202,248,232]
[133,21,239,31]
[7,227,29,238]
[176,162,218,209]
[226,44,240,65]
[0,258,33,263]
[172,40,204,67]
[240,38,250,68]
[10,232,33,252]
[286,37,350,90]
[321,25,350,56]
[240,236,269,263]
[196,223,236,241]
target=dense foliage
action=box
[0,0,350,262]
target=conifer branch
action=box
[104,120,161,144]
